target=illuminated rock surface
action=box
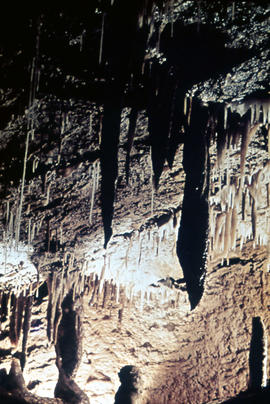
[0,1,269,403]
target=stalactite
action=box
[15,130,30,247]
[100,85,122,248]
[183,96,187,116]
[99,13,105,65]
[170,0,174,38]
[6,200,9,224]
[232,1,235,20]
[177,100,209,309]
[8,210,14,240]
[89,161,99,224]
[31,222,36,243]
[125,108,138,184]
[151,171,155,215]
[240,122,260,176]
[46,272,56,342]
[224,105,228,129]
[251,196,257,243]
[187,96,192,127]
[148,64,176,188]
[230,206,238,250]
[214,212,226,253]
[53,297,62,345]
[242,188,247,220]
[102,280,108,308]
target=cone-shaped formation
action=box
[177,100,210,310]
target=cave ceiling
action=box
[0,1,270,403]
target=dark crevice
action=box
[176,100,210,310]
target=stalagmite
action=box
[11,294,21,343]
[21,296,32,369]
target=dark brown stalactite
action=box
[125,107,138,184]
[148,64,176,188]
[167,86,185,169]
[176,100,210,310]
[100,83,122,248]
